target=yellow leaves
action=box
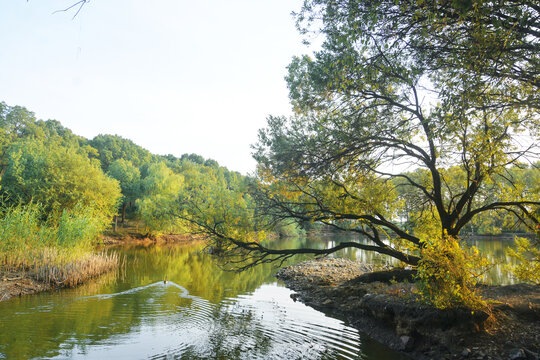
[416,235,489,310]
[506,237,540,285]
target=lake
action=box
[0,234,519,359]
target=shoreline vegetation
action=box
[0,251,118,302]
[0,230,202,302]
[276,258,540,360]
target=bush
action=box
[416,234,489,310]
[506,237,540,285]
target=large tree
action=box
[177,0,539,268]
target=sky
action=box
[0,0,312,174]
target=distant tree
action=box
[107,159,141,223]
[90,134,155,171]
[204,159,219,168]
[136,163,185,235]
[180,153,205,165]
[1,138,121,223]
[0,102,37,182]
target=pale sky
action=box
[0,0,311,174]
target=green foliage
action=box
[275,220,305,238]
[180,153,205,165]
[0,204,118,286]
[54,204,108,249]
[0,202,44,252]
[136,162,185,235]
[1,138,121,223]
[416,235,489,310]
[108,159,142,220]
[0,202,109,253]
[89,134,155,171]
[175,163,267,261]
[107,159,141,193]
[1,101,240,236]
[506,237,540,285]
[0,202,116,285]
[394,165,540,235]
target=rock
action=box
[462,348,471,357]
[347,269,417,284]
[508,349,526,360]
[400,335,413,351]
[523,348,540,360]
[322,299,332,306]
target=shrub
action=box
[416,234,489,310]
[506,237,540,285]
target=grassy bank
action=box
[0,203,119,300]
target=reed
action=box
[0,203,118,287]
[31,249,119,287]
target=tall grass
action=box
[0,203,118,287]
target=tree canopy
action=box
[0,101,233,239]
[178,0,540,268]
[1,138,121,222]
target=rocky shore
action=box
[276,258,540,360]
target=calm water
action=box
[0,235,519,359]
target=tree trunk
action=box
[121,202,127,224]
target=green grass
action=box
[0,203,118,287]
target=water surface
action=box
[0,242,408,360]
[0,234,519,359]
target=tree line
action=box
[0,101,248,237]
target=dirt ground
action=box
[0,269,52,302]
[276,258,540,360]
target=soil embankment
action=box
[276,258,540,360]
[101,232,204,246]
[0,270,52,301]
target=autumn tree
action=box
[178,0,540,268]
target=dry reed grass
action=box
[1,248,119,287]
[0,203,119,288]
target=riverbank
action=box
[101,232,205,246]
[276,258,540,360]
[0,251,118,302]
[0,231,204,302]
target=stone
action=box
[400,335,413,350]
[508,349,526,360]
[462,348,471,357]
